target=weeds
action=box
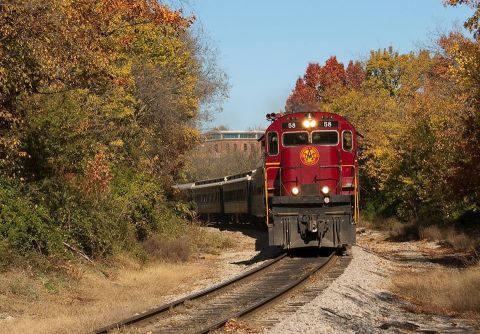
[188,224,236,255]
[364,215,479,252]
[420,226,478,252]
[392,267,480,316]
[142,235,191,263]
[140,223,236,263]
[445,231,476,251]
[418,225,442,241]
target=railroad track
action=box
[95,250,337,334]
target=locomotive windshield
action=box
[343,131,353,151]
[283,132,309,146]
[312,131,338,145]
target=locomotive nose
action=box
[280,146,340,196]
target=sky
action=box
[182,1,472,130]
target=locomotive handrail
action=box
[264,165,281,227]
[264,163,360,226]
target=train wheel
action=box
[338,245,352,256]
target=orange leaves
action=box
[85,151,112,194]
[346,61,365,90]
[285,57,365,112]
[99,0,194,31]
[304,63,322,88]
[320,56,346,89]
[444,0,480,38]
[0,0,194,101]
[285,77,317,112]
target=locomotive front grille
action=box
[301,184,319,196]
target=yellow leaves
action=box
[179,126,201,145]
[110,139,124,147]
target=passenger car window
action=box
[312,131,338,145]
[268,132,278,155]
[283,132,309,146]
[343,131,353,151]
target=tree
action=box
[444,0,480,38]
[0,0,229,258]
[438,32,480,212]
[0,0,193,175]
[286,57,351,112]
[285,77,317,113]
[365,47,402,96]
[346,61,365,90]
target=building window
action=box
[251,143,255,152]
[214,144,218,153]
[244,143,248,151]
[234,143,237,151]
[226,143,230,151]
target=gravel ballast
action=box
[265,246,477,334]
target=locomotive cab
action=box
[263,111,359,250]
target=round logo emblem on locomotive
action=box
[300,146,320,166]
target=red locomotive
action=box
[176,110,359,251]
[262,111,358,250]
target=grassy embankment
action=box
[363,216,480,317]
[0,223,235,334]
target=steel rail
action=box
[94,252,286,334]
[192,251,336,334]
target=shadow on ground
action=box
[206,221,282,265]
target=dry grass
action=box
[419,226,477,252]
[0,226,238,334]
[386,219,420,241]
[392,267,480,317]
[143,235,191,262]
[0,255,209,334]
[367,217,478,253]
[139,226,236,263]
[188,225,236,255]
[419,225,443,241]
[444,230,477,251]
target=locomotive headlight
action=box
[324,196,330,204]
[291,186,300,195]
[302,119,317,128]
[321,186,330,195]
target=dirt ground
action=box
[0,226,275,334]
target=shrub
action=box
[445,230,476,251]
[0,240,11,269]
[34,179,117,258]
[416,225,477,251]
[0,170,195,266]
[188,224,235,255]
[0,180,61,257]
[386,219,420,241]
[419,225,443,241]
[142,235,191,262]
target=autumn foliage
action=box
[0,1,227,261]
[287,25,480,225]
[286,57,365,113]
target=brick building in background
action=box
[202,130,264,157]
